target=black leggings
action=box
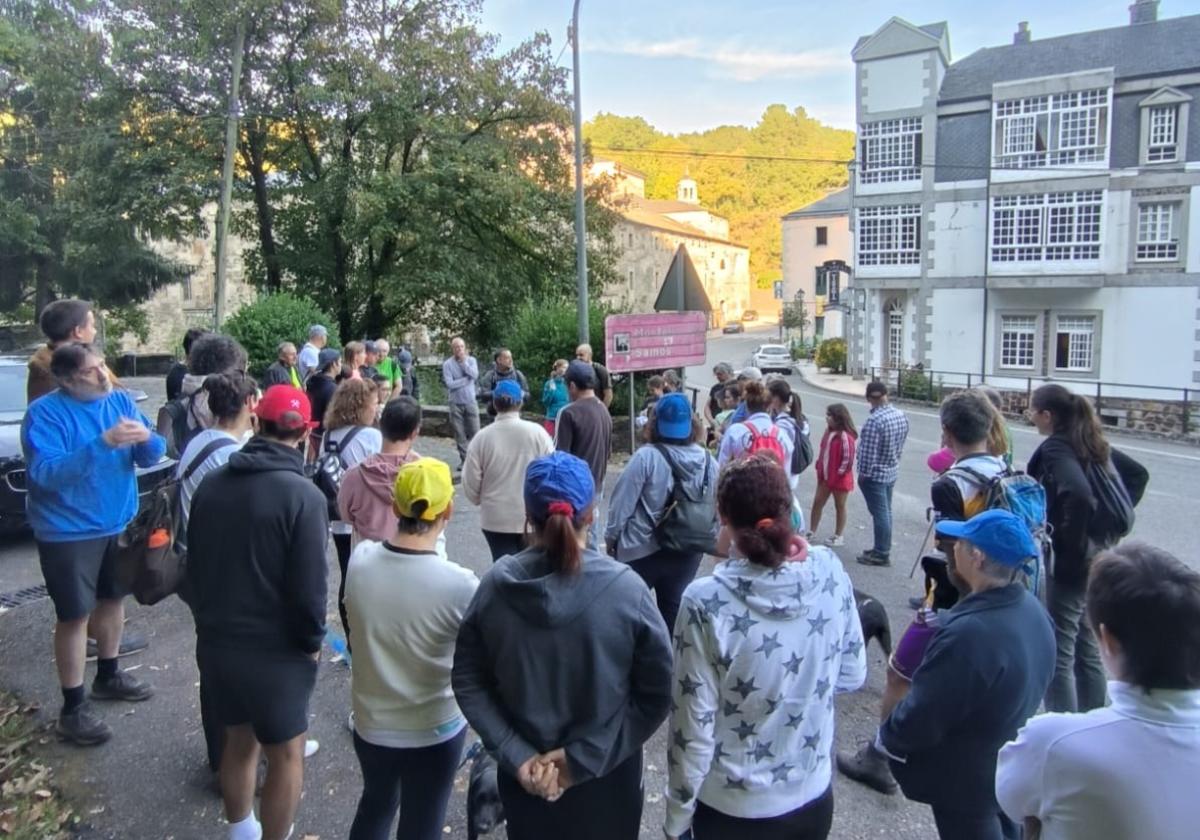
[498,750,643,840]
[482,530,525,563]
[692,786,833,840]
[334,531,352,652]
[627,549,703,636]
[349,729,466,840]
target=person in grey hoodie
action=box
[605,392,717,634]
[452,452,674,840]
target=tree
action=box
[0,1,205,320]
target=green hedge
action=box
[504,300,611,414]
[815,337,847,374]
[224,293,340,376]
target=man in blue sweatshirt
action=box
[21,343,166,746]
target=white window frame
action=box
[993,89,1109,169]
[856,204,921,266]
[1053,315,1097,373]
[1135,203,1180,262]
[991,191,1103,263]
[1147,106,1179,163]
[859,118,921,185]
[999,314,1038,370]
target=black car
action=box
[0,356,174,536]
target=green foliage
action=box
[781,302,809,332]
[506,300,609,413]
[898,368,941,403]
[815,338,847,374]
[585,105,854,284]
[223,293,339,376]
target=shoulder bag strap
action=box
[181,438,238,483]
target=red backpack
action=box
[742,421,786,465]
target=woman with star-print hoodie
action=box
[664,454,866,840]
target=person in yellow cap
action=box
[343,457,479,840]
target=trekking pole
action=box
[908,510,936,579]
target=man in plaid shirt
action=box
[856,381,909,566]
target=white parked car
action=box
[751,344,793,374]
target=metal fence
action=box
[867,366,1195,438]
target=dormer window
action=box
[1139,88,1191,166]
[992,89,1109,168]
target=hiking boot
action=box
[837,742,898,794]
[856,550,891,567]
[825,534,845,547]
[57,702,112,746]
[86,629,149,661]
[91,669,154,702]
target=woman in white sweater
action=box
[664,455,866,840]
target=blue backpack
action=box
[950,464,1049,596]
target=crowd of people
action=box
[14,297,1198,840]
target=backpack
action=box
[159,392,203,458]
[652,445,717,555]
[115,437,236,606]
[790,424,814,475]
[311,426,364,519]
[1085,457,1135,547]
[742,421,786,465]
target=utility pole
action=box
[570,0,589,344]
[214,19,246,330]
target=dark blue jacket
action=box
[878,584,1054,812]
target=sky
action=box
[479,0,1169,134]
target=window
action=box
[993,89,1109,168]
[1136,203,1180,261]
[887,301,904,365]
[1147,106,1179,163]
[720,258,726,270]
[999,315,1038,369]
[816,226,828,246]
[814,266,827,296]
[627,269,634,288]
[857,204,921,266]
[1054,316,1095,371]
[991,191,1103,263]
[859,118,921,184]
[181,275,192,301]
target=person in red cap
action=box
[186,385,329,840]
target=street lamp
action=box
[570,0,589,345]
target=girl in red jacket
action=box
[808,403,857,546]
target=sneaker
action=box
[346,711,355,733]
[908,596,926,611]
[856,550,891,567]
[825,534,845,547]
[57,702,112,746]
[304,739,320,758]
[91,669,154,702]
[837,742,898,795]
[86,629,149,661]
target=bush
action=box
[223,293,340,376]
[898,368,940,402]
[505,300,611,414]
[815,338,847,374]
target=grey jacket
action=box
[451,548,673,783]
[605,442,718,562]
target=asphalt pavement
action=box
[0,346,1194,839]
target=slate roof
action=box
[853,21,946,54]
[939,13,1200,103]
[619,199,749,249]
[783,188,850,220]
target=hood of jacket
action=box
[652,441,712,495]
[491,548,632,628]
[712,539,813,620]
[226,436,306,476]
[355,451,418,506]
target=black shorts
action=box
[197,645,317,745]
[37,535,129,622]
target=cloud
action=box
[588,37,850,82]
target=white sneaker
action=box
[825,535,845,547]
[347,711,355,733]
[303,739,319,758]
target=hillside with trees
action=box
[585,106,853,286]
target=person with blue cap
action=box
[452,451,673,840]
[874,509,1055,840]
[605,392,717,633]
[462,378,553,561]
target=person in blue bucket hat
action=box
[874,509,1055,840]
[452,451,673,840]
[605,392,718,633]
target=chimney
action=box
[1013,21,1031,44]
[1129,0,1159,24]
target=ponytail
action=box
[534,507,584,575]
[1032,384,1110,464]
[731,516,794,568]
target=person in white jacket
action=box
[664,455,866,840]
[996,542,1200,840]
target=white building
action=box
[781,188,851,340]
[846,1,1200,417]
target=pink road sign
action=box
[605,312,708,374]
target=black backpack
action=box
[1085,456,1136,547]
[311,426,364,519]
[790,424,814,475]
[158,392,203,458]
[652,445,717,555]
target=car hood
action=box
[0,419,21,460]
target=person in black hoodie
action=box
[1027,383,1146,714]
[452,451,673,840]
[187,385,328,840]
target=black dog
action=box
[466,743,505,840]
[853,589,892,656]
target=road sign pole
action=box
[629,371,636,455]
